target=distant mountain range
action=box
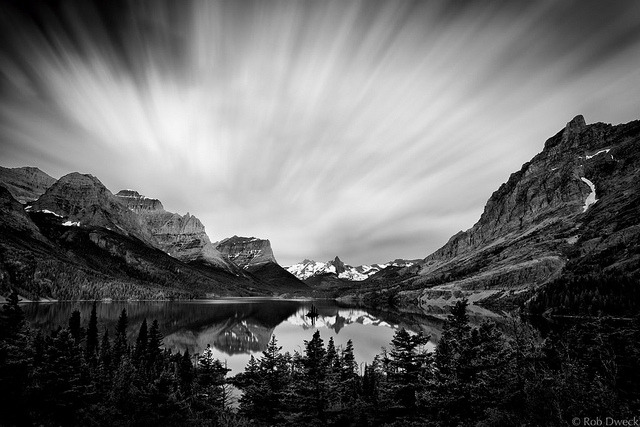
[0,168,307,300]
[1,115,638,314]
[286,257,418,282]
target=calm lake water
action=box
[22,298,439,376]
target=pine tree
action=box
[341,339,358,380]
[326,337,338,371]
[362,363,378,403]
[112,308,128,366]
[260,335,289,390]
[109,354,137,415]
[68,309,83,344]
[324,337,342,410]
[304,330,327,381]
[299,330,328,423]
[134,318,148,365]
[31,329,89,425]
[196,344,231,412]
[0,289,26,340]
[382,328,430,411]
[448,298,471,338]
[99,328,112,370]
[177,349,194,396]
[422,298,516,425]
[339,339,360,408]
[146,319,163,374]
[244,354,260,381]
[236,336,291,423]
[85,301,99,365]
[0,289,32,424]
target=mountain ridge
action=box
[1,115,638,308]
[0,174,305,299]
[114,189,236,272]
[286,257,419,282]
[0,166,57,204]
[339,115,640,313]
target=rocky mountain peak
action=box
[215,236,277,268]
[58,172,99,185]
[115,188,233,270]
[414,116,640,297]
[560,114,588,147]
[115,189,164,212]
[31,172,157,246]
[117,189,141,197]
[0,166,56,203]
[564,114,586,134]
[331,256,346,274]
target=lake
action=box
[22,298,440,376]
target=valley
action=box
[1,115,639,319]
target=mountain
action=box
[30,173,157,247]
[0,185,43,238]
[286,257,418,282]
[114,189,235,271]
[0,166,56,203]
[215,236,308,291]
[215,236,277,267]
[0,174,281,300]
[342,116,640,313]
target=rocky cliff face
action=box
[214,236,307,291]
[30,173,157,246]
[0,185,42,237]
[114,190,234,270]
[214,236,277,268]
[116,189,164,211]
[0,166,56,203]
[347,116,640,312]
[416,116,640,287]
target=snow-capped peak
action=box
[285,257,416,282]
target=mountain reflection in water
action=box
[22,299,440,375]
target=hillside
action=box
[341,116,640,314]
[0,166,56,203]
[0,175,285,300]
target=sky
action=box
[1,0,640,266]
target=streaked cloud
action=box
[1,0,639,265]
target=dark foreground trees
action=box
[1,294,639,426]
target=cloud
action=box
[1,0,639,265]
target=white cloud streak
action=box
[1,0,639,265]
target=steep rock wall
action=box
[114,190,233,270]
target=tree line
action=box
[1,290,639,426]
[527,274,640,317]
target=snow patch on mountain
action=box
[40,209,62,217]
[585,149,611,160]
[580,177,598,212]
[285,258,415,282]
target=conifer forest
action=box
[1,292,639,426]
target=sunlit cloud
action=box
[1,0,639,265]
